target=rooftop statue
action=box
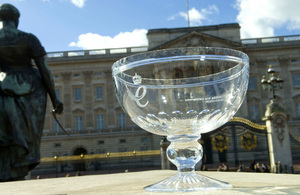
[0,3,63,181]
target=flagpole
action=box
[186,0,190,27]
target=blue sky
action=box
[3,0,300,52]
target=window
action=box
[250,105,259,121]
[97,148,106,154]
[141,138,149,151]
[141,137,148,143]
[120,139,126,144]
[249,76,256,90]
[140,146,149,151]
[296,103,300,119]
[54,117,62,132]
[73,73,80,77]
[54,143,61,148]
[98,140,104,145]
[74,87,82,101]
[119,147,127,152]
[118,113,126,128]
[148,90,155,102]
[75,116,83,131]
[96,114,105,130]
[267,60,277,65]
[293,73,300,87]
[55,89,60,101]
[291,59,299,63]
[96,86,103,100]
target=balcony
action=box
[46,46,148,61]
[42,126,144,137]
[241,35,300,45]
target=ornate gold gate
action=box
[202,117,267,165]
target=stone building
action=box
[40,23,300,169]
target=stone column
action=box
[160,137,170,170]
[278,57,292,115]
[61,72,72,130]
[83,70,94,129]
[105,70,115,127]
[256,59,269,101]
[263,99,293,173]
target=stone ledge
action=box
[1,170,300,195]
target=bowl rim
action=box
[112,47,249,76]
[112,47,249,88]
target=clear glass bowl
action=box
[112,47,249,192]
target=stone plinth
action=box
[263,99,293,173]
[0,170,300,195]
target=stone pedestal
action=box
[263,99,293,173]
[1,171,300,194]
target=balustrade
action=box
[46,46,148,59]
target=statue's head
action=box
[0,4,20,27]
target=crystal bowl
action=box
[112,47,249,192]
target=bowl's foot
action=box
[144,172,232,192]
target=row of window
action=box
[55,138,148,148]
[55,73,300,102]
[53,103,298,131]
[53,113,126,132]
[54,72,103,79]
[54,137,150,153]
[249,59,299,67]
[249,73,300,91]
[249,102,300,121]
[55,86,104,101]
[97,137,149,145]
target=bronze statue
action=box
[0,3,63,181]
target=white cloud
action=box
[180,8,204,26]
[177,6,219,26]
[69,29,148,50]
[235,0,300,38]
[40,0,85,7]
[71,0,86,8]
[167,15,176,21]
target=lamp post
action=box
[261,65,284,99]
[80,153,84,171]
[106,152,110,173]
[54,155,58,178]
[133,150,137,168]
[261,65,293,173]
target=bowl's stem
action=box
[166,134,202,174]
[144,134,232,192]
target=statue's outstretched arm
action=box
[34,56,63,114]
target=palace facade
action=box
[40,23,300,170]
